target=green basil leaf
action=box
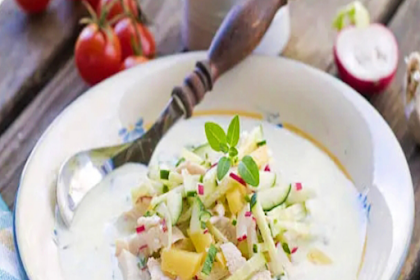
[220,143,229,153]
[217,156,231,181]
[238,156,260,186]
[227,115,240,147]
[229,146,238,157]
[205,122,227,151]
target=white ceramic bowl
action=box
[14,52,414,280]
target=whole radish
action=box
[15,0,50,14]
[332,1,399,95]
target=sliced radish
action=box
[230,172,247,186]
[334,23,398,94]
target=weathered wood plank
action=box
[0,0,84,133]
[283,0,404,70]
[0,59,88,208]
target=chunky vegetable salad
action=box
[115,116,327,280]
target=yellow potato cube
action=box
[189,231,214,253]
[250,145,269,168]
[226,187,245,215]
[161,248,204,280]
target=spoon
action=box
[57,0,288,227]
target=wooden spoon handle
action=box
[172,0,288,117]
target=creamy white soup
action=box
[55,116,366,280]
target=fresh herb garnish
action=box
[229,146,238,157]
[202,244,217,275]
[238,155,260,186]
[232,219,237,226]
[204,122,227,152]
[204,115,260,185]
[227,115,240,146]
[217,156,231,181]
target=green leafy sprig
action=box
[204,116,260,186]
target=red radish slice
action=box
[334,23,398,94]
[230,173,247,186]
[198,184,204,195]
[295,182,302,191]
[264,165,271,172]
[136,225,145,234]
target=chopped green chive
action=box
[175,157,186,167]
[245,195,251,203]
[144,210,153,217]
[257,140,267,147]
[160,169,170,180]
[162,185,169,193]
[282,243,291,255]
[253,244,258,253]
[187,191,197,197]
[232,219,237,226]
[199,175,204,183]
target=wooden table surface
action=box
[0,0,419,278]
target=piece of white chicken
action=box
[116,215,184,257]
[220,242,246,274]
[175,161,206,175]
[147,258,173,280]
[117,249,150,280]
[211,216,237,244]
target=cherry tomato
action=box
[75,24,122,85]
[114,17,156,59]
[97,0,138,22]
[120,55,149,70]
[15,0,50,14]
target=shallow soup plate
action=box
[14,52,414,280]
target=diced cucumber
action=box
[226,253,266,280]
[202,167,217,200]
[148,165,160,180]
[268,203,307,222]
[151,186,184,208]
[287,186,316,205]
[203,177,235,208]
[258,184,291,211]
[167,191,183,225]
[190,197,204,234]
[193,143,213,160]
[251,194,284,276]
[252,171,276,191]
[181,148,204,164]
[182,170,200,197]
[238,126,264,159]
[168,171,183,184]
[202,244,218,275]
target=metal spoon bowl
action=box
[57,0,288,227]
